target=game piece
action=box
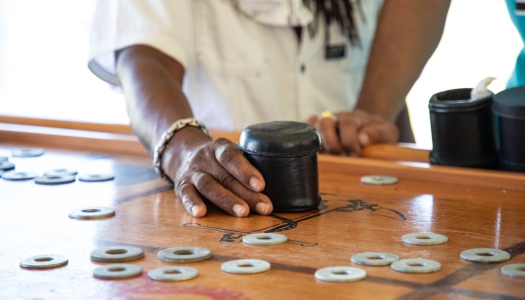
[0,156,8,162]
[460,248,510,263]
[314,266,366,282]
[43,168,78,177]
[2,171,38,181]
[221,259,271,274]
[391,258,441,273]
[34,174,76,185]
[93,264,142,279]
[90,246,144,262]
[19,254,68,269]
[68,207,115,219]
[0,162,15,171]
[242,233,288,246]
[11,149,44,157]
[401,232,448,245]
[501,263,525,278]
[360,175,398,186]
[351,252,399,266]
[78,173,114,182]
[148,266,199,282]
[157,246,212,263]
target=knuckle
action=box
[194,173,215,195]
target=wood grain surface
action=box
[0,137,524,300]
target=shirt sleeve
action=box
[88,0,194,86]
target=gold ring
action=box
[318,110,338,122]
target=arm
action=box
[310,0,450,155]
[116,45,272,217]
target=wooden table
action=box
[1,120,524,300]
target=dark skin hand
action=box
[308,0,451,156]
[116,45,272,218]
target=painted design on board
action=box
[184,197,407,247]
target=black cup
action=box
[238,121,322,212]
[429,88,498,169]
[494,86,525,172]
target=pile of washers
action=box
[0,149,114,184]
[17,230,525,282]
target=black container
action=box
[494,86,525,172]
[238,121,322,212]
[429,88,498,169]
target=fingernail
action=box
[255,202,271,215]
[233,204,246,217]
[191,205,201,217]
[359,133,370,146]
[249,177,263,191]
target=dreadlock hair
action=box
[304,0,362,46]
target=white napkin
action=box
[471,77,496,100]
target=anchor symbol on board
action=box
[183,197,407,247]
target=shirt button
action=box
[300,64,306,73]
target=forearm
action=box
[116,45,200,155]
[356,0,451,122]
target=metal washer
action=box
[315,266,367,282]
[90,246,144,262]
[35,174,76,185]
[501,263,525,278]
[68,207,115,219]
[0,156,8,162]
[2,171,38,181]
[242,233,288,246]
[351,252,399,266]
[19,254,68,269]
[401,232,448,246]
[157,246,212,263]
[148,266,199,282]
[460,248,510,263]
[221,259,271,274]
[44,169,78,177]
[0,162,15,171]
[391,258,442,273]
[93,264,142,279]
[12,148,44,158]
[79,174,115,182]
[360,175,398,186]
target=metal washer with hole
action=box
[401,232,448,246]
[44,169,78,177]
[90,246,144,262]
[460,248,510,263]
[221,259,271,274]
[351,252,399,266]
[148,266,199,282]
[243,233,288,246]
[35,174,76,185]
[0,156,7,162]
[79,174,115,182]
[315,266,367,282]
[360,175,398,186]
[391,258,442,273]
[2,171,38,181]
[19,254,68,269]
[0,162,15,171]
[12,148,44,158]
[68,207,115,219]
[501,263,525,278]
[157,246,212,263]
[93,264,142,279]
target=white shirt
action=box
[88,0,383,131]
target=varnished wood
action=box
[0,136,524,300]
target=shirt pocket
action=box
[194,1,268,77]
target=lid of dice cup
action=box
[239,121,322,157]
[493,86,525,119]
[429,88,493,113]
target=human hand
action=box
[307,109,399,156]
[163,128,273,218]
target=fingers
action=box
[177,183,207,218]
[213,138,265,192]
[337,113,363,156]
[315,117,343,154]
[358,122,399,147]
